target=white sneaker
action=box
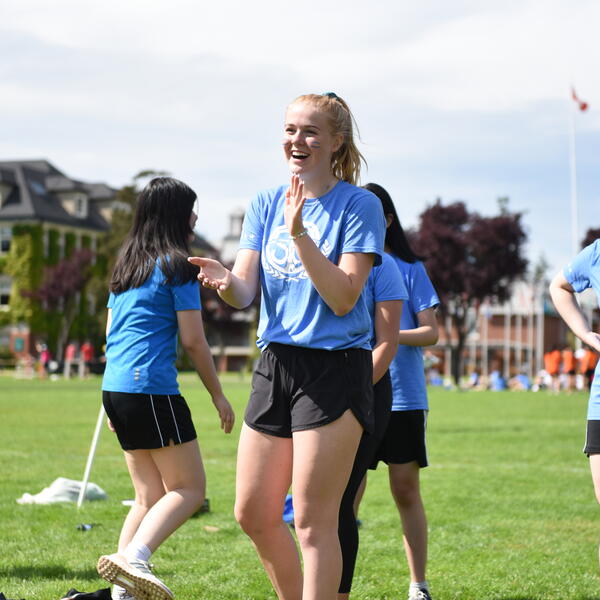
[112,585,135,600]
[408,589,432,600]
[97,553,174,600]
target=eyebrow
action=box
[284,123,322,131]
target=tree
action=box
[582,227,600,248]
[22,248,94,360]
[412,198,528,385]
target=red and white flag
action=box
[571,87,589,112]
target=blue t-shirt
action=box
[102,263,201,394]
[239,180,385,351]
[364,253,408,349]
[563,240,600,419]
[388,257,440,411]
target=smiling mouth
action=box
[291,151,309,160]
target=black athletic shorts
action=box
[370,409,429,469]
[244,342,374,438]
[102,390,197,451]
[584,420,600,456]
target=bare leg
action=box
[389,461,428,583]
[293,410,363,600]
[235,424,302,600]
[117,452,166,551]
[589,454,600,572]
[125,439,205,552]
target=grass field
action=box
[0,374,599,600]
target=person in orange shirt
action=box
[544,346,562,393]
[580,346,599,391]
[562,344,576,392]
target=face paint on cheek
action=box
[308,141,321,148]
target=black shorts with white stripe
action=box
[102,390,197,450]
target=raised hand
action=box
[188,256,231,291]
[284,174,306,238]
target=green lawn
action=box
[0,374,598,599]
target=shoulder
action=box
[251,185,287,207]
[587,239,600,263]
[334,182,380,207]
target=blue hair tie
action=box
[322,92,339,99]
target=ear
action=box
[385,213,394,229]
[331,133,344,154]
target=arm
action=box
[177,310,235,433]
[295,243,375,316]
[397,306,439,347]
[549,272,600,352]
[188,249,260,309]
[286,175,375,315]
[372,300,402,384]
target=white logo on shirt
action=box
[263,223,332,280]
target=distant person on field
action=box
[79,340,94,378]
[63,341,77,379]
[508,369,530,391]
[544,346,561,393]
[580,345,599,391]
[549,239,600,574]
[562,344,576,392]
[96,177,235,600]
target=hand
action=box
[106,417,116,433]
[284,174,306,238]
[583,331,600,354]
[188,256,231,291]
[212,394,235,434]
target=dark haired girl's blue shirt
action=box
[102,263,201,394]
[388,257,439,411]
[239,181,385,351]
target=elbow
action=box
[426,327,439,346]
[181,336,204,354]
[332,301,355,317]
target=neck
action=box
[301,174,338,199]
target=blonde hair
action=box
[289,93,366,185]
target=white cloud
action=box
[1,0,599,271]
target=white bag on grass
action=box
[16,477,107,504]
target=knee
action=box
[294,509,335,549]
[134,490,165,510]
[234,501,279,537]
[390,478,420,507]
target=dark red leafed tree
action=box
[412,198,528,385]
[23,248,94,359]
[582,228,600,248]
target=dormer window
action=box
[0,226,11,255]
[74,194,88,218]
[0,275,11,309]
[59,192,89,219]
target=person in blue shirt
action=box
[190,93,385,600]
[337,233,407,599]
[354,183,439,600]
[550,240,600,572]
[96,177,235,600]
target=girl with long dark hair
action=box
[190,93,385,600]
[96,177,235,600]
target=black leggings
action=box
[338,372,393,593]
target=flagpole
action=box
[568,91,579,257]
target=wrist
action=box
[291,229,308,241]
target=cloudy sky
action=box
[2,0,599,273]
